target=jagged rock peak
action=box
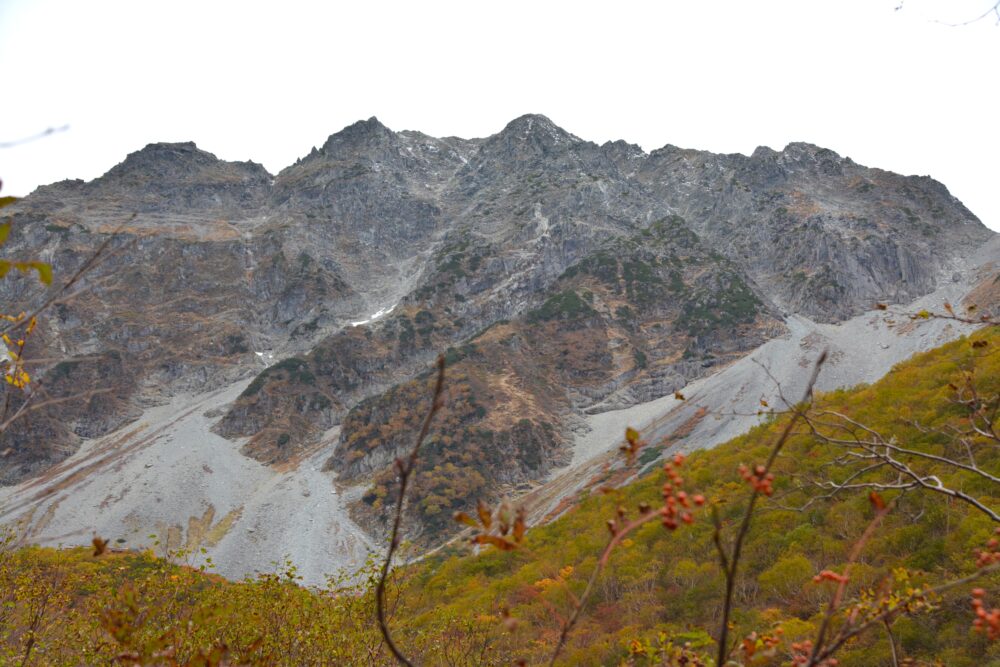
[749,145,780,160]
[101,141,271,183]
[114,141,214,169]
[601,139,646,161]
[462,114,583,171]
[750,142,844,163]
[782,141,844,160]
[321,116,395,152]
[495,113,580,145]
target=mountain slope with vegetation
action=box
[2,326,997,665]
[0,114,993,578]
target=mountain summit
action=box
[0,115,994,582]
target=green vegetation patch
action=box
[527,290,597,323]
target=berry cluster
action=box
[971,588,1000,641]
[974,527,1000,568]
[660,454,705,530]
[739,463,775,496]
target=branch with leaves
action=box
[547,441,705,667]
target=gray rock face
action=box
[637,142,985,320]
[0,115,992,510]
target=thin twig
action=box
[884,619,899,667]
[0,217,136,339]
[0,125,70,149]
[376,355,446,667]
[810,560,1000,664]
[0,387,114,435]
[807,498,894,666]
[715,350,827,666]
[547,508,661,666]
[802,410,1000,523]
[934,0,1000,26]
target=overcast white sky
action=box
[0,0,997,230]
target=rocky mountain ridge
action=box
[0,114,992,547]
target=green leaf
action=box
[30,261,53,285]
[12,261,52,285]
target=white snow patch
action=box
[350,303,397,327]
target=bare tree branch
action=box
[377,355,446,667]
[807,497,894,666]
[0,126,69,149]
[801,406,1000,522]
[714,350,828,667]
[812,561,1000,664]
[547,508,662,667]
[0,217,136,339]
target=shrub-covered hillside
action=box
[1,326,998,666]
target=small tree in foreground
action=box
[373,312,1000,666]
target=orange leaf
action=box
[472,534,517,551]
[869,491,886,511]
[476,499,493,530]
[92,536,109,556]
[513,507,526,543]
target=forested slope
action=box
[1,326,997,666]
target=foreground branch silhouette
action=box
[546,506,660,667]
[376,354,446,667]
[712,350,827,666]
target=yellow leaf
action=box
[30,261,52,285]
[13,261,52,285]
[452,511,478,528]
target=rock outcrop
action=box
[0,114,992,542]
